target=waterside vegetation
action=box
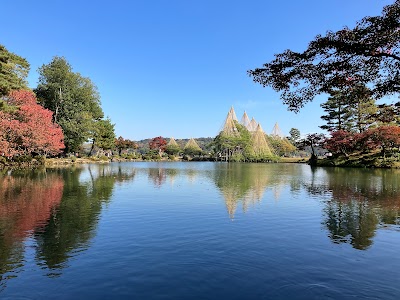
[1,1,400,168]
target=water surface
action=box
[0,162,399,299]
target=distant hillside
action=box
[135,137,214,153]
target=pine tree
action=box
[0,45,29,97]
[347,85,377,132]
[320,90,352,132]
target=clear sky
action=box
[0,0,393,140]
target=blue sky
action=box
[0,0,393,140]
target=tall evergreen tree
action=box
[89,118,116,155]
[0,44,29,98]
[347,85,377,132]
[289,128,301,143]
[320,90,352,132]
[35,57,104,153]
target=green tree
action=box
[289,128,300,143]
[0,44,29,97]
[165,137,181,156]
[213,122,252,162]
[347,85,377,132]
[248,1,400,112]
[320,90,353,132]
[375,103,400,125]
[35,57,104,153]
[35,166,136,271]
[165,144,181,156]
[90,118,115,155]
[267,135,296,156]
[183,138,203,157]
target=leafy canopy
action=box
[35,57,104,153]
[92,118,116,151]
[0,90,64,158]
[248,1,400,112]
[0,45,30,97]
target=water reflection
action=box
[210,164,290,218]
[0,165,136,287]
[0,169,64,289]
[141,163,302,218]
[140,163,400,250]
[0,162,400,293]
[305,167,400,250]
[148,167,167,187]
[35,165,136,274]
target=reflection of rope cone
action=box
[218,167,271,218]
[222,191,239,219]
[165,169,179,187]
[186,169,197,184]
[273,185,283,201]
[169,174,176,186]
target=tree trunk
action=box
[309,153,318,166]
[89,139,96,156]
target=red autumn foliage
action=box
[325,130,359,156]
[115,136,137,155]
[0,90,64,158]
[149,136,167,153]
[326,125,400,156]
[367,125,400,154]
[0,174,64,241]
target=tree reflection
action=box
[148,167,166,187]
[210,163,298,218]
[0,165,136,284]
[306,167,400,250]
[0,169,64,289]
[35,165,136,274]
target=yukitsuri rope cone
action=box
[167,137,179,147]
[271,122,284,138]
[249,117,258,133]
[221,106,239,136]
[240,111,251,131]
[251,124,273,157]
[184,138,202,152]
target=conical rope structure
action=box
[240,111,251,131]
[251,124,273,157]
[167,137,179,147]
[271,122,283,138]
[249,118,258,133]
[184,138,202,152]
[220,106,239,136]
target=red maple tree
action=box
[0,90,64,158]
[367,125,400,157]
[149,136,167,157]
[325,130,359,157]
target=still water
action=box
[0,162,399,299]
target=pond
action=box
[0,162,399,299]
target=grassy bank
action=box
[316,151,400,168]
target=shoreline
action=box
[1,156,399,170]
